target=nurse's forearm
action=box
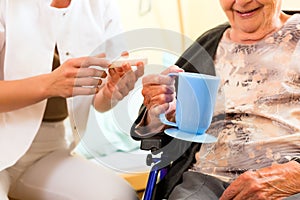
[0,74,50,112]
[93,88,116,113]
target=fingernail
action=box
[102,71,107,78]
[109,64,118,68]
[121,51,129,57]
[136,61,144,66]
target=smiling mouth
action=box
[236,7,260,15]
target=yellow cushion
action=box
[121,172,149,191]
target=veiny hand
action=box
[47,55,110,98]
[220,161,300,200]
[142,65,184,124]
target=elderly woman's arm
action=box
[220,161,300,200]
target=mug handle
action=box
[159,113,177,127]
[158,72,179,127]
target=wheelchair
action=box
[131,116,202,200]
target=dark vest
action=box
[42,46,68,122]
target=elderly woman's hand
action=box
[142,65,184,126]
[220,161,300,200]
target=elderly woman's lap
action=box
[169,171,300,200]
[169,171,228,200]
[285,193,300,200]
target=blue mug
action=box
[159,72,220,143]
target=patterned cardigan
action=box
[130,22,231,199]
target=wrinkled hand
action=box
[142,65,184,124]
[48,55,109,98]
[220,161,300,200]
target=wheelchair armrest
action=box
[130,105,173,153]
[139,135,172,153]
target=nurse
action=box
[0,0,144,199]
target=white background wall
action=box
[116,0,300,40]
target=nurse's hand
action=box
[48,55,110,98]
[104,63,144,100]
[94,58,145,112]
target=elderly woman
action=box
[132,0,300,199]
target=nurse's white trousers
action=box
[0,121,137,200]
